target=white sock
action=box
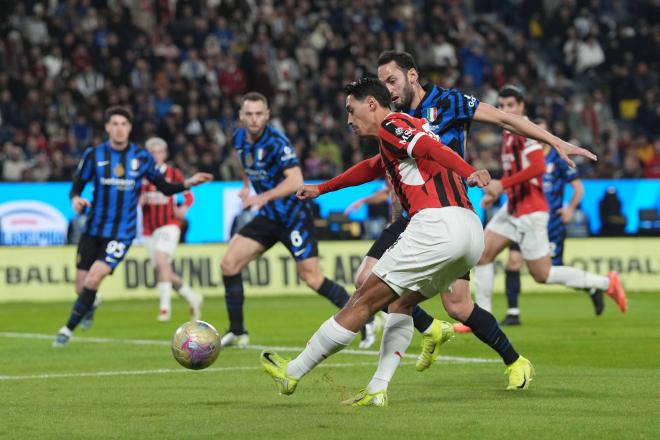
[546,266,609,290]
[367,313,413,394]
[176,284,197,303]
[473,263,494,312]
[287,317,357,379]
[158,282,172,311]
[507,308,520,316]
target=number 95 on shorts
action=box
[76,234,133,272]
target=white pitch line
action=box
[0,332,499,364]
[0,361,414,382]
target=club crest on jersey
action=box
[131,159,140,171]
[425,108,438,121]
[246,152,254,166]
[114,163,125,177]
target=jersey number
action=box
[106,241,127,258]
[290,231,303,247]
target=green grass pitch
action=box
[0,292,658,439]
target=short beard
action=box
[395,81,414,110]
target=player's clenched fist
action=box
[71,195,91,213]
[467,169,491,188]
[296,184,321,200]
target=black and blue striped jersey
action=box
[234,125,311,227]
[543,148,578,217]
[406,84,479,158]
[72,141,183,241]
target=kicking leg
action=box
[261,274,399,395]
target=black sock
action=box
[412,305,434,333]
[505,270,521,310]
[464,304,519,365]
[316,278,350,309]
[223,274,245,334]
[66,287,97,331]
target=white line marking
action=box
[0,361,414,382]
[0,332,499,364]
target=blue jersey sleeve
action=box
[274,140,300,171]
[141,151,162,181]
[559,158,578,183]
[434,89,479,129]
[75,147,96,182]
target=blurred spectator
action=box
[0,0,656,183]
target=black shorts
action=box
[77,234,132,272]
[238,215,318,261]
[367,216,470,282]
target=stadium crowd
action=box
[0,0,658,182]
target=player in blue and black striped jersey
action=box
[53,106,212,347]
[219,92,376,349]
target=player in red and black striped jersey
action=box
[474,86,627,322]
[142,164,193,236]
[142,138,202,322]
[260,78,536,403]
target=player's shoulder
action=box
[382,112,418,128]
[232,127,247,147]
[265,124,291,145]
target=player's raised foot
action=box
[189,294,203,321]
[157,309,171,322]
[52,326,72,347]
[499,314,521,326]
[606,272,627,313]
[453,323,472,333]
[260,350,298,396]
[416,319,454,372]
[220,331,249,348]
[80,295,102,330]
[358,321,376,349]
[505,355,534,390]
[588,288,605,316]
[340,388,388,407]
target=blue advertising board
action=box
[1,179,658,244]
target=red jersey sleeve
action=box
[501,142,545,189]
[318,155,385,194]
[379,115,476,178]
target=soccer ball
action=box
[171,320,221,370]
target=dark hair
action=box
[343,77,391,107]
[498,85,524,102]
[377,50,418,72]
[104,106,133,123]
[240,91,268,108]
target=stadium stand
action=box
[0,0,657,182]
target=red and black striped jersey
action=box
[377,112,475,217]
[500,130,548,216]
[141,164,193,235]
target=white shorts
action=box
[372,207,484,298]
[486,205,550,260]
[144,224,181,264]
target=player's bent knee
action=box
[220,257,242,276]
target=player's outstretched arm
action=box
[474,102,597,167]
[316,155,385,195]
[344,188,389,214]
[150,172,212,196]
[243,166,303,210]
